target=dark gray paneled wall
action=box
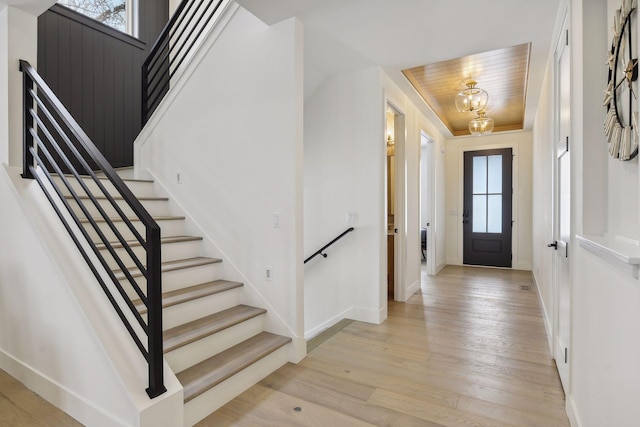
[38,2,168,168]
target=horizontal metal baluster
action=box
[30,145,149,333]
[28,164,149,359]
[30,89,148,249]
[29,108,150,283]
[29,124,149,305]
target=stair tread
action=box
[177,331,291,403]
[95,235,202,250]
[113,256,222,280]
[133,279,242,314]
[79,215,184,223]
[64,195,168,201]
[164,305,267,353]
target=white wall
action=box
[445,132,533,270]
[0,5,37,166]
[136,7,305,357]
[532,0,640,425]
[382,72,447,288]
[303,66,447,338]
[567,0,640,425]
[0,167,183,427]
[303,67,384,337]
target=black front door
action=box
[463,148,512,268]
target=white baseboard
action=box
[566,394,582,427]
[435,261,447,274]
[531,271,553,352]
[405,280,421,300]
[0,349,127,427]
[304,308,351,340]
[514,261,532,270]
[446,257,462,266]
[347,305,386,325]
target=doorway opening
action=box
[386,103,404,300]
[420,131,436,275]
[463,148,513,268]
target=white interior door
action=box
[552,17,571,390]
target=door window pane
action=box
[487,195,502,233]
[473,156,487,193]
[487,155,502,193]
[473,195,487,232]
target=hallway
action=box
[201,265,569,426]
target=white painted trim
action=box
[435,261,447,274]
[0,350,128,427]
[532,270,553,352]
[447,257,462,266]
[566,394,582,427]
[514,261,532,271]
[405,280,421,300]
[304,308,352,340]
[347,305,386,325]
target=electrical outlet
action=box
[347,212,358,224]
[265,266,272,281]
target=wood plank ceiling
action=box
[403,43,531,137]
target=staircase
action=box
[60,170,291,426]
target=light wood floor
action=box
[0,368,81,426]
[200,265,569,426]
[1,265,568,426]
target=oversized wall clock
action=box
[604,0,639,160]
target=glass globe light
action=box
[469,111,494,136]
[455,80,489,113]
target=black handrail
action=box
[142,0,227,124]
[304,228,355,264]
[20,60,166,399]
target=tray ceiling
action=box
[403,43,531,137]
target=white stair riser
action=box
[166,315,265,374]
[99,239,202,269]
[117,262,223,299]
[52,177,158,198]
[160,288,243,330]
[83,218,185,242]
[183,345,289,427]
[67,198,171,219]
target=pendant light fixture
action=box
[455,80,489,113]
[469,111,494,136]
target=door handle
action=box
[426,222,430,227]
[394,228,398,233]
[548,241,558,249]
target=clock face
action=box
[604,0,639,161]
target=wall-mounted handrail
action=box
[20,60,165,399]
[304,228,355,264]
[141,0,226,124]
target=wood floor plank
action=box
[0,370,81,427]
[209,384,377,427]
[199,265,569,426]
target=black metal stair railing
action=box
[19,60,166,399]
[304,228,355,264]
[142,0,226,124]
